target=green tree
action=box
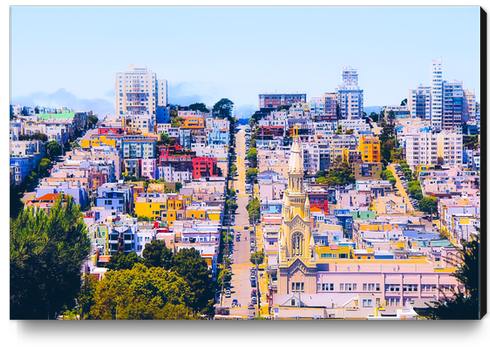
[10,194,91,319]
[160,133,170,144]
[316,176,328,184]
[171,248,215,315]
[212,98,234,119]
[250,251,264,265]
[87,115,98,129]
[47,140,62,160]
[188,102,210,113]
[226,199,238,214]
[418,197,438,214]
[246,197,261,224]
[316,170,325,178]
[106,251,146,271]
[217,268,232,288]
[246,147,258,163]
[229,165,237,176]
[175,182,183,192]
[171,116,183,127]
[89,263,196,320]
[78,275,98,319]
[246,168,258,182]
[142,239,173,270]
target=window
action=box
[362,299,372,307]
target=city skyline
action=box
[10,5,481,119]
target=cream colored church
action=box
[277,130,318,294]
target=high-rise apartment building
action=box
[437,132,463,167]
[258,93,307,109]
[430,58,443,130]
[463,89,476,123]
[115,64,168,116]
[405,131,439,168]
[408,85,431,120]
[442,80,464,131]
[336,67,364,120]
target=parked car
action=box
[248,303,255,309]
[251,289,257,297]
[251,280,256,288]
[232,299,238,306]
[251,297,257,305]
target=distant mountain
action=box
[364,106,383,115]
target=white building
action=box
[336,66,364,120]
[405,132,439,168]
[115,64,168,116]
[437,132,463,167]
[430,58,443,130]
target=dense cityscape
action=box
[10,59,481,320]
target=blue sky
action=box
[10,5,481,118]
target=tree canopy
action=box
[142,239,173,270]
[171,248,215,315]
[188,102,210,113]
[106,251,146,271]
[88,263,196,320]
[10,194,91,319]
[212,98,234,119]
[47,140,62,160]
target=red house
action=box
[98,127,124,135]
[307,192,329,214]
[192,157,218,179]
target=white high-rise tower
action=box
[115,64,168,116]
[430,58,443,130]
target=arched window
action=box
[291,232,304,257]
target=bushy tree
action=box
[87,115,98,129]
[88,263,196,320]
[246,197,261,224]
[212,98,234,119]
[188,102,209,113]
[250,251,264,265]
[10,194,91,319]
[142,239,173,270]
[171,248,215,315]
[419,197,438,215]
[246,168,258,182]
[47,140,62,160]
[106,251,146,271]
[160,133,170,144]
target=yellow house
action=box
[80,135,117,148]
[182,117,205,129]
[358,135,380,163]
[134,195,186,226]
[316,245,353,259]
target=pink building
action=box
[140,159,156,180]
[273,257,461,318]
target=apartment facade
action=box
[115,64,168,116]
[336,67,364,120]
[405,131,439,168]
[258,93,307,109]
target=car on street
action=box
[251,297,257,305]
[225,289,231,298]
[251,289,257,297]
[232,299,238,306]
[248,303,255,309]
[251,281,256,288]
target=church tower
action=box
[278,125,317,295]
